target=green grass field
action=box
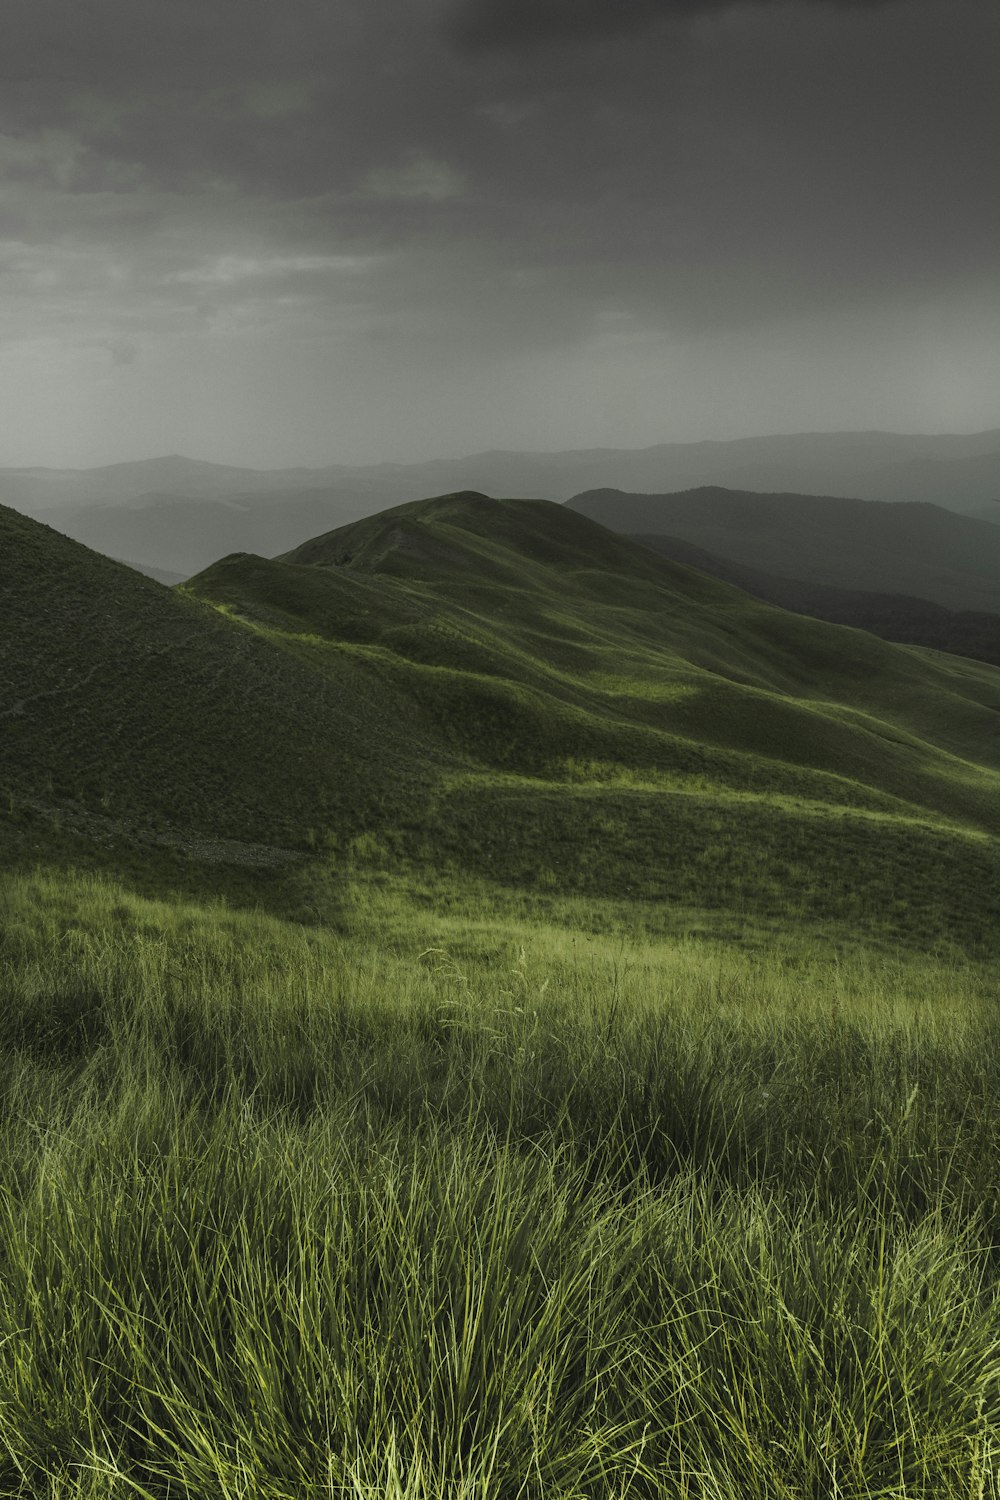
[8,493,1000,1493]
[4,867,1000,1497]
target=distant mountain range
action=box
[567,486,1000,616]
[5,428,1000,578]
[629,533,1000,671]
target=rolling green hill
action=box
[0,503,445,900]
[8,490,1000,950]
[197,491,1000,953]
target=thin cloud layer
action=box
[447,0,897,49]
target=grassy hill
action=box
[567,485,1000,613]
[0,503,446,902]
[189,490,1000,954]
[9,488,1000,949]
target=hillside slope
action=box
[0,504,444,890]
[567,486,1000,613]
[9,492,1000,950]
[199,491,1000,952]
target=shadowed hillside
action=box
[567,486,1000,613]
[0,504,444,898]
[634,533,1000,670]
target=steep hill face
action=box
[0,505,442,880]
[566,487,1000,614]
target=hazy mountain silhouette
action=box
[567,486,1000,614]
[112,556,188,585]
[633,533,1000,671]
[4,428,1000,577]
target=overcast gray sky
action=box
[0,0,997,467]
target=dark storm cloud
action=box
[447,0,898,49]
[1,0,999,466]
[0,0,982,224]
[0,0,342,87]
[0,1,437,197]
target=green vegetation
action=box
[193,490,1000,954]
[0,504,443,889]
[3,868,1000,1496]
[9,491,1000,949]
[8,492,1000,1493]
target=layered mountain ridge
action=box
[5,426,1000,577]
[567,485,1000,615]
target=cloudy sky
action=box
[1,0,997,467]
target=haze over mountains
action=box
[567,487,1000,616]
[624,533,1000,674]
[6,428,1000,580]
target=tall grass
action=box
[3,870,1000,1496]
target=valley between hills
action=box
[5,487,1000,1496]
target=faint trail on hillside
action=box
[0,663,99,720]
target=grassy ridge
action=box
[9,492,1000,954]
[3,867,1000,1497]
[190,492,1000,954]
[0,503,444,865]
